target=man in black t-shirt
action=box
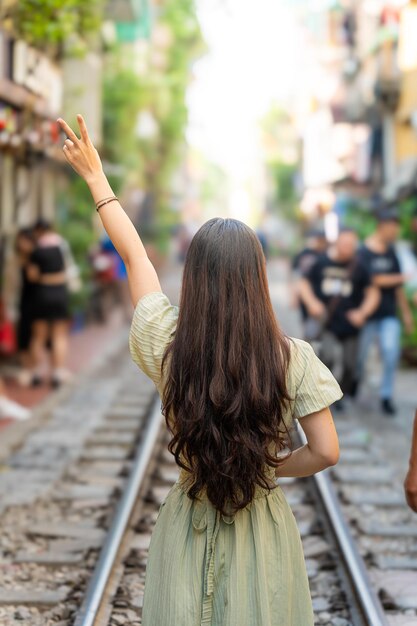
[299,229,379,406]
[357,209,414,416]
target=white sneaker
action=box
[0,396,31,420]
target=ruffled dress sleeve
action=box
[129,291,178,389]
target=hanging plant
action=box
[2,0,104,56]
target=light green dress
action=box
[129,292,343,626]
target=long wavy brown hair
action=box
[161,218,291,514]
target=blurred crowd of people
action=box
[0,225,131,423]
[292,209,417,416]
[0,219,73,421]
[89,236,132,324]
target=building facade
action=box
[295,0,417,226]
[0,29,67,314]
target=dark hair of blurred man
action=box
[299,228,380,410]
[357,209,414,416]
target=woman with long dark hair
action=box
[58,115,342,626]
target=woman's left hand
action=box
[57,115,103,184]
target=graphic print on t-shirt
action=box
[321,266,354,298]
[307,254,371,338]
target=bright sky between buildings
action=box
[187,0,302,179]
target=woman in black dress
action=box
[28,219,71,387]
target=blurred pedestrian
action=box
[100,235,132,321]
[89,242,115,323]
[0,376,31,420]
[404,410,417,513]
[357,209,414,416]
[28,219,72,388]
[0,294,16,358]
[256,228,269,259]
[299,229,379,408]
[15,228,36,385]
[291,229,327,339]
[58,114,343,626]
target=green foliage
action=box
[402,289,417,353]
[5,0,103,53]
[57,177,96,312]
[398,196,417,245]
[270,161,297,204]
[102,0,205,250]
[268,160,298,220]
[343,195,417,243]
[342,202,376,240]
[261,105,301,222]
[102,59,144,192]
[146,0,205,202]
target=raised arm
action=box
[57,115,161,307]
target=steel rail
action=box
[74,397,163,626]
[297,422,389,626]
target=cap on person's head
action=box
[375,207,400,224]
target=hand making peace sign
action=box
[57,114,103,184]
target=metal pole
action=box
[297,423,389,626]
[74,398,163,626]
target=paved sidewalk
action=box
[0,308,129,432]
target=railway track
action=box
[70,414,395,626]
[328,415,417,626]
[0,348,158,626]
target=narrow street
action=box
[1,2,417,624]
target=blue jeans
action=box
[357,317,401,400]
